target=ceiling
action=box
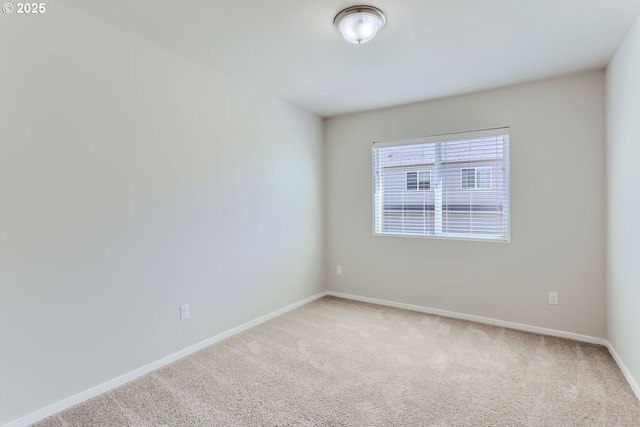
[58,0,640,118]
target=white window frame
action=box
[406,170,431,191]
[461,166,492,190]
[372,128,510,242]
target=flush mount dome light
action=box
[334,5,386,45]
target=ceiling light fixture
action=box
[334,5,386,45]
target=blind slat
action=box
[373,129,510,242]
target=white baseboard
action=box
[327,291,608,345]
[3,291,329,427]
[606,342,640,401]
[6,289,639,427]
[327,291,640,402]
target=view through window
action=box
[372,128,510,241]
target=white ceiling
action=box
[58,0,640,118]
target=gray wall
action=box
[0,2,324,424]
[326,71,606,338]
[606,15,640,396]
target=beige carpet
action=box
[33,296,640,426]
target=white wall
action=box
[0,2,324,425]
[326,71,606,338]
[606,16,640,395]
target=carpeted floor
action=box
[33,296,640,426]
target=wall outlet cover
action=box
[180,304,190,320]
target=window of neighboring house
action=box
[461,167,492,190]
[372,128,510,242]
[406,170,431,191]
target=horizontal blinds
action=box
[373,127,508,148]
[372,128,510,241]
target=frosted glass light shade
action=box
[334,6,386,45]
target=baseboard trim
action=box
[326,291,607,345]
[327,291,640,402]
[606,342,640,401]
[2,291,329,427]
[6,290,639,427]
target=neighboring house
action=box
[374,137,507,236]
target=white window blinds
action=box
[372,128,510,241]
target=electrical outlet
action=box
[180,304,190,320]
[548,292,558,305]
[336,266,342,276]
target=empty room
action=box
[2,0,640,426]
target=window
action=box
[406,171,431,191]
[461,167,491,190]
[372,128,510,241]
